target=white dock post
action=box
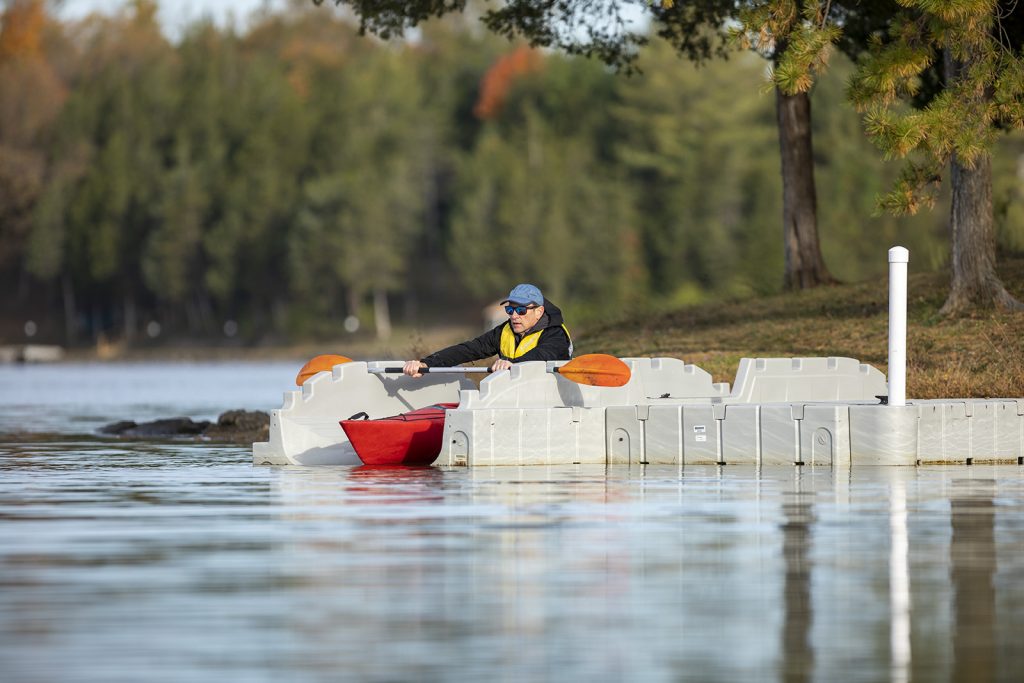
[888,247,909,407]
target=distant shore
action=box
[2,325,481,365]
[6,260,1024,400]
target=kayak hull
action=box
[340,403,456,466]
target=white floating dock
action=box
[252,356,1024,467]
[437,357,1022,467]
[253,247,1024,468]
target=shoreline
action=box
[1,325,482,365]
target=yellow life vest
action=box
[499,323,571,360]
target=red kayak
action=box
[340,403,457,466]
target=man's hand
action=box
[489,359,513,372]
[403,360,427,378]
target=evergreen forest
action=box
[3,0,1024,348]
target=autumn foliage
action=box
[0,0,44,62]
[473,45,543,119]
[0,0,66,273]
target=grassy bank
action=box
[576,257,1024,399]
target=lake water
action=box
[1,362,1022,682]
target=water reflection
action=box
[950,478,997,683]
[890,477,911,683]
[3,440,1024,681]
[345,465,448,504]
[780,473,815,683]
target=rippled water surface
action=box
[1,363,1023,682]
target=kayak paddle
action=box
[369,353,631,388]
[297,353,631,388]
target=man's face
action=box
[506,303,544,334]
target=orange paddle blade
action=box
[296,354,353,385]
[555,353,631,387]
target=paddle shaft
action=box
[368,365,596,377]
[370,367,490,374]
[360,354,630,387]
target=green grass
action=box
[575,257,1024,399]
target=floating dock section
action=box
[253,361,472,466]
[436,357,1023,467]
[254,356,1024,467]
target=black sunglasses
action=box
[505,304,537,316]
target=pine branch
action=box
[875,161,943,216]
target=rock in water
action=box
[98,410,268,442]
[97,420,138,436]
[99,417,210,437]
[204,410,270,443]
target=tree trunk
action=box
[940,153,1024,314]
[61,273,76,346]
[123,290,136,346]
[184,299,199,334]
[271,297,288,334]
[197,293,216,335]
[346,289,361,322]
[776,88,835,290]
[373,287,392,341]
[940,48,1024,315]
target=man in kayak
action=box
[403,283,572,377]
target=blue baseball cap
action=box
[502,283,544,306]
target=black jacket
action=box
[421,299,572,367]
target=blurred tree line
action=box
[1,0,1023,347]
